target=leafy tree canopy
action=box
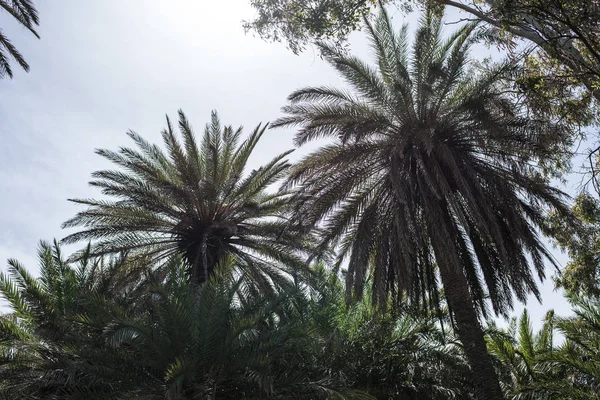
[546,193,600,297]
[244,0,417,53]
[246,0,600,140]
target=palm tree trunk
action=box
[201,232,209,286]
[190,234,210,311]
[437,260,504,400]
[428,200,504,399]
[191,233,210,290]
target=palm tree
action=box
[0,0,39,78]
[100,256,348,399]
[487,299,600,400]
[0,244,348,399]
[547,295,600,399]
[273,4,570,399]
[306,266,474,399]
[0,241,149,399]
[62,110,308,291]
[486,310,557,398]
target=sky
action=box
[0,1,574,328]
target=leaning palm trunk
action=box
[429,201,504,399]
[439,263,502,398]
[273,3,571,399]
[433,237,502,398]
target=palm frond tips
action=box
[0,0,39,78]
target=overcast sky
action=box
[0,1,573,327]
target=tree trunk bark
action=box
[437,260,504,400]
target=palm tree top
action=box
[273,4,570,317]
[62,110,307,289]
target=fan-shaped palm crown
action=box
[63,111,305,288]
[0,0,39,78]
[273,5,570,400]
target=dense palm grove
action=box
[2,1,600,399]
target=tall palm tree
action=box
[0,0,39,78]
[62,110,308,290]
[273,4,570,399]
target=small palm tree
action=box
[273,4,570,399]
[548,295,600,399]
[62,110,308,290]
[486,310,557,398]
[101,257,346,399]
[306,266,473,399]
[0,0,39,78]
[0,241,147,399]
[487,299,600,400]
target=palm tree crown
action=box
[275,7,568,316]
[62,110,306,289]
[0,0,39,78]
[273,5,570,400]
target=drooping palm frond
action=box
[0,0,39,78]
[273,3,571,399]
[62,110,311,292]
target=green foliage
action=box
[0,241,152,399]
[488,297,600,399]
[546,193,600,297]
[481,0,600,105]
[92,257,343,399]
[550,295,600,399]
[303,266,474,399]
[0,0,39,78]
[487,310,558,398]
[62,110,310,291]
[0,242,476,399]
[0,244,332,399]
[512,53,597,130]
[244,0,378,53]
